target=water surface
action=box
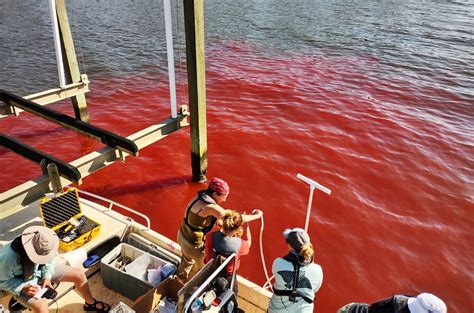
[1,1,473,311]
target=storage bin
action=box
[101,243,176,300]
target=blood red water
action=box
[1,43,472,312]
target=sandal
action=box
[84,299,111,312]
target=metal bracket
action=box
[180,104,190,116]
[80,74,90,85]
[175,104,190,129]
[11,105,19,116]
[47,163,63,194]
[117,149,125,163]
[40,159,48,176]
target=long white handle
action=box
[296,173,331,232]
[297,173,331,195]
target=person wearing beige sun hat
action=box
[0,226,111,312]
[336,292,447,313]
[21,225,59,264]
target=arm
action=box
[41,258,56,279]
[204,232,215,264]
[202,203,229,219]
[0,276,30,296]
[203,205,263,224]
[40,257,56,281]
[242,209,263,223]
[271,258,279,278]
[0,246,34,296]
[245,224,252,248]
[39,256,56,289]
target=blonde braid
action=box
[299,243,314,261]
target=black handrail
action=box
[0,90,138,156]
[0,134,81,183]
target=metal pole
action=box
[164,0,178,118]
[304,186,315,232]
[48,0,67,88]
[296,173,332,232]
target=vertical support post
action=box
[55,0,90,122]
[184,0,207,182]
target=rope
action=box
[70,1,88,77]
[258,213,274,292]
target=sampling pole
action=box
[296,173,332,232]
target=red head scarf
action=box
[208,177,230,195]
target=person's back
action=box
[205,211,251,295]
[268,228,323,313]
[269,256,322,312]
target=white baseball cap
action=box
[407,293,447,313]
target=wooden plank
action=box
[0,78,89,118]
[184,0,207,182]
[56,0,90,122]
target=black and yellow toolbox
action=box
[39,187,101,251]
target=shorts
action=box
[14,263,69,307]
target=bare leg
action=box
[28,298,48,313]
[59,266,107,310]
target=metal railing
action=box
[183,253,237,312]
[77,189,151,229]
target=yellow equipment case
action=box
[39,188,101,251]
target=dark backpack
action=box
[273,253,313,304]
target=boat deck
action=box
[0,195,271,312]
[0,196,133,311]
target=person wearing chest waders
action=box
[336,293,447,313]
[176,177,263,282]
[269,228,323,313]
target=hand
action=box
[41,278,53,289]
[252,209,263,217]
[22,284,40,297]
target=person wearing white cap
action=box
[268,228,323,312]
[336,292,447,313]
[0,226,110,312]
[407,293,447,313]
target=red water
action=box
[1,43,472,312]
